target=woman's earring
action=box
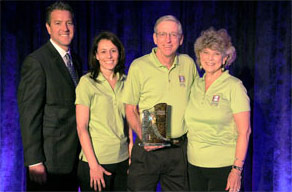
[221,60,227,71]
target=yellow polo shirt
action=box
[123,48,198,138]
[185,71,250,167]
[75,73,129,164]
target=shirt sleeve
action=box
[231,81,250,114]
[75,76,92,107]
[122,61,141,105]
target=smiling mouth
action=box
[205,63,216,66]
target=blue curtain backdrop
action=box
[0,1,291,191]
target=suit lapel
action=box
[46,42,76,88]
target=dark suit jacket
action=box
[18,41,81,174]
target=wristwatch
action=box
[232,165,243,171]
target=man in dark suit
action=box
[18,2,81,191]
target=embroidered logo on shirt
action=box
[179,75,185,87]
[211,95,220,106]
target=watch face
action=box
[232,165,243,171]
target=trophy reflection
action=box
[140,103,170,146]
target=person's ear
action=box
[179,35,184,46]
[46,23,51,35]
[153,33,158,45]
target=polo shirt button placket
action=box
[113,95,117,106]
[201,94,205,105]
[168,70,171,83]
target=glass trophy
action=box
[139,103,171,146]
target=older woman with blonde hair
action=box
[185,27,251,192]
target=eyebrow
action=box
[98,48,118,50]
[52,19,73,22]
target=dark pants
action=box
[26,168,78,191]
[78,159,128,191]
[188,163,232,192]
[127,139,188,191]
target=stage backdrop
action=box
[0,1,291,191]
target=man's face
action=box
[46,10,74,51]
[153,20,183,58]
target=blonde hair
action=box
[194,27,236,69]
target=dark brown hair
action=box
[46,1,74,25]
[89,31,125,82]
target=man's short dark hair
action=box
[46,1,74,25]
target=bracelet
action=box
[232,165,243,172]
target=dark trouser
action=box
[78,159,128,192]
[188,163,232,192]
[26,168,78,191]
[127,139,188,191]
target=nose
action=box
[107,51,112,58]
[208,54,214,61]
[62,23,69,31]
[166,33,171,42]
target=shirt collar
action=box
[96,72,123,82]
[202,70,231,82]
[150,47,179,68]
[50,39,70,58]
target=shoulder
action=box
[26,42,56,62]
[177,54,195,63]
[177,54,196,70]
[79,73,92,83]
[132,54,150,65]
[226,74,243,85]
[77,73,96,91]
[127,55,150,74]
[224,74,247,93]
[22,44,49,70]
[176,54,196,75]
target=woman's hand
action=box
[90,164,112,191]
[226,169,241,192]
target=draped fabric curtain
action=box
[0,1,290,191]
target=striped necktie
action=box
[64,53,78,86]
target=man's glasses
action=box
[156,32,181,39]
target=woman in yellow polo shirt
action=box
[185,27,251,192]
[75,32,132,191]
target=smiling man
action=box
[18,1,81,191]
[123,15,198,191]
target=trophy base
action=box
[138,142,171,147]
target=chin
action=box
[61,42,71,47]
[165,53,176,58]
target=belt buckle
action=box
[172,139,180,145]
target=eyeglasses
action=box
[156,32,181,39]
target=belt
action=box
[169,134,187,146]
